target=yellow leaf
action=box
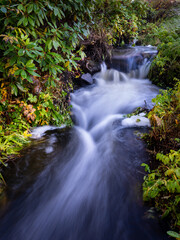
[65,61,69,68]
[23,130,32,138]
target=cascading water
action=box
[0,46,168,240]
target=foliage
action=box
[81,0,153,63]
[92,0,152,46]
[147,0,177,21]
[0,0,92,185]
[142,82,180,235]
[139,3,180,88]
[0,0,91,94]
[147,82,180,152]
[142,150,180,233]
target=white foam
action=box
[122,115,150,127]
[45,146,54,154]
[30,125,65,139]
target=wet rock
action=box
[85,60,101,74]
[81,73,94,85]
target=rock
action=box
[81,73,94,84]
[85,60,101,74]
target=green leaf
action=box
[14,69,22,76]
[167,231,180,238]
[1,7,7,13]
[54,7,59,16]
[27,69,41,77]
[53,40,59,50]
[33,45,42,50]
[28,17,34,26]
[26,60,35,68]
[165,169,174,176]
[26,43,36,49]
[175,168,180,179]
[17,83,28,92]
[26,50,35,58]
[28,93,37,103]
[9,56,17,66]
[141,163,150,173]
[27,4,33,14]
[51,81,56,87]
[21,70,27,79]
[18,49,25,57]
[47,39,53,50]
[17,4,24,11]
[23,17,28,27]
[11,84,18,96]
[26,75,33,83]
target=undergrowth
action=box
[142,82,180,237]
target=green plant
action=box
[142,150,180,233]
[140,5,180,88]
[147,82,180,152]
[0,0,92,188]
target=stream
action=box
[0,46,168,240]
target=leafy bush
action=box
[0,0,92,182]
[148,0,177,21]
[85,0,152,48]
[148,24,180,88]
[147,82,180,151]
[139,3,180,88]
[0,0,91,94]
[142,82,180,235]
[142,150,180,232]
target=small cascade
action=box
[108,45,157,74]
[129,58,152,79]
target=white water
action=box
[0,47,167,240]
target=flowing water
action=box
[0,46,168,240]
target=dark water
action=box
[0,46,168,240]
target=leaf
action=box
[54,7,59,16]
[21,70,27,79]
[27,4,33,14]
[175,169,180,179]
[26,60,35,68]
[26,75,33,83]
[23,18,28,27]
[10,56,17,66]
[141,163,150,173]
[26,43,36,49]
[165,169,174,176]
[28,93,37,103]
[26,50,35,58]
[11,84,18,96]
[28,17,34,26]
[53,40,59,50]
[14,69,22,76]
[65,61,70,68]
[17,83,28,92]
[18,49,25,57]
[23,130,32,138]
[167,231,180,239]
[1,7,7,13]
[27,69,41,77]
[17,4,24,11]
[46,39,52,51]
